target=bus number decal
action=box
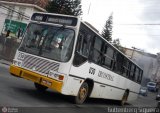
[89,67,95,75]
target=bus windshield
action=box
[19,23,75,62]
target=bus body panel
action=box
[68,61,140,101]
[10,50,75,93]
[10,65,63,92]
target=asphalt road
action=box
[0,63,158,113]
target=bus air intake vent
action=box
[22,54,60,74]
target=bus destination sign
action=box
[47,17,72,25]
[31,13,78,26]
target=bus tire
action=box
[75,82,89,104]
[120,91,129,106]
[34,82,48,92]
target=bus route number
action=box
[89,67,95,75]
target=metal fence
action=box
[0,35,21,61]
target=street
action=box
[0,63,158,113]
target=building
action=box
[123,47,159,85]
[2,0,49,9]
[0,0,48,37]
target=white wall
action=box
[0,3,45,34]
[0,6,8,32]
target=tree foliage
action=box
[112,38,125,53]
[101,13,113,42]
[45,0,82,16]
[102,14,125,53]
[112,38,120,48]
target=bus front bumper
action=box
[10,65,63,93]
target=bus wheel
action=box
[75,82,89,104]
[121,91,129,106]
[34,82,48,92]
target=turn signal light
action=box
[58,75,64,81]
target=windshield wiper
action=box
[19,46,26,52]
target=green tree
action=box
[45,0,82,16]
[112,38,120,48]
[112,38,125,53]
[101,13,113,42]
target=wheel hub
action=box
[79,87,87,100]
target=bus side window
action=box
[137,69,142,83]
[73,31,92,66]
[127,62,132,78]
[113,53,124,74]
[76,33,83,53]
[129,64,135,80]
[139,71,143,83]
[102,46,114,69]
[76,32,91,57]
[122,59,130,77]
[91,36,103,64]
[134,67,138,82]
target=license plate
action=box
[42,80,52,86]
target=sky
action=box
[81,0,160,54]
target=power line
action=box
[0,4,30,19]
[114,34,160,39]
[114,32,160,36]
[117,24,160,26]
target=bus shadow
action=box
[10,86,131,107]
[10,86,73,105]
[85,98,129,106]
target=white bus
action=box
[10,12,143,105]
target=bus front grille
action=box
[22,54,60,75]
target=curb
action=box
[0,59,12,66]
[1,62,10,66]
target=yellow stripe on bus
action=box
[9,65,63,93]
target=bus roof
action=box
[31,12,80,19]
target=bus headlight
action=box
[13,60,22,67]
[48,71,64,81]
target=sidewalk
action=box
[0,59,12,66]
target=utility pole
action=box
[87,2,91,15]
[131,47,136,59]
